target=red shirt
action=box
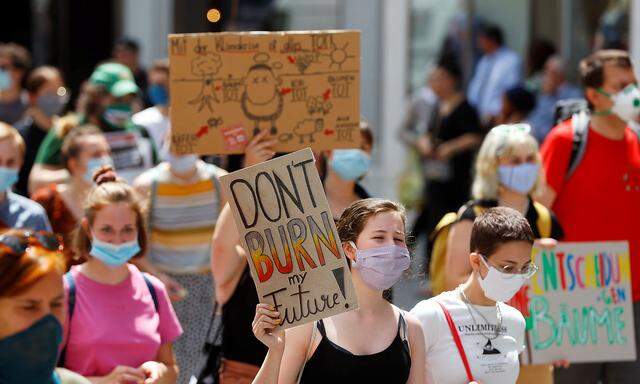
[542,120,640,301]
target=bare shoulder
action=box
[133,169,155,196]
[402,310,426,339]
[285,321,315,343]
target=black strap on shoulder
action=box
[142,273,159,312]
[398,311,411,357]
[58,273,76,367]
[566,111,590,180]
[317,318,327,337]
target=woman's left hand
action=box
[139,361,170,384]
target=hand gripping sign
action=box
[220,148,358,329]
[169,30,361,155]
[511,242,637,364]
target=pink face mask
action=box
[349,242,411,290]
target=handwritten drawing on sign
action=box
[220,148,358,329]
[509,242,637,364]
[169,31,361,155]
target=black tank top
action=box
[221,266,268,366]
[299,313,411,384]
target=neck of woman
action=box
[68,176,91,195]
[168,161,200,181]
[80,258,130,285]
[460,271,496,306]
[324,169,356,201]
[498,188,529,214]
[440,92,463,114]
[350,268,388,314]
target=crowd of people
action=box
[1,19,640,384]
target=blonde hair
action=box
[472,124,543,200]
[72,167,147,261]
[0,122,25,158]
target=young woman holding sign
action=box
[251,198,426,384]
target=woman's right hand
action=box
[244,129,277,167]
[93,365,146,383]
[252,303,285,352]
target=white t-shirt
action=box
[132,106,170,152]
[410,290,525,384]
[104,130,155,184]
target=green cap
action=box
[89,62,139,97]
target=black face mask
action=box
[0,314,63,384]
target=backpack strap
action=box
[429,212,459,241]
[437,301,474,383]
[566,111,590,180]
[58,272,76,367]
[65,272,76,318]
[142,273,159,312]
[532,201,552,238]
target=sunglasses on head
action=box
[0,231,63,255]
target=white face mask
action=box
[161,144,198,173]
[477,256,527,302]
[600,84,640,122]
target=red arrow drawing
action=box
[323,89,331,101]
[196,125,209,138]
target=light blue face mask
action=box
[329,149,371,181]
[0,69,12,91]
[90,237,140,267]
[498,163,540,194]
[84,156,113,183]
[0,166,18,192]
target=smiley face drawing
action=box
[241,63,283,136]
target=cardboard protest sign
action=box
[219,148,358,329]
[168,30,361,155]
[510,242,636,364]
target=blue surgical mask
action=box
[0,166,18,192]
[90,237,140,267]
[148,84,169,106]
[498,163,540,194]
[329,149,371,181]
[84,156,114,183]
[0,69,12,91]
[0,314,62,384]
